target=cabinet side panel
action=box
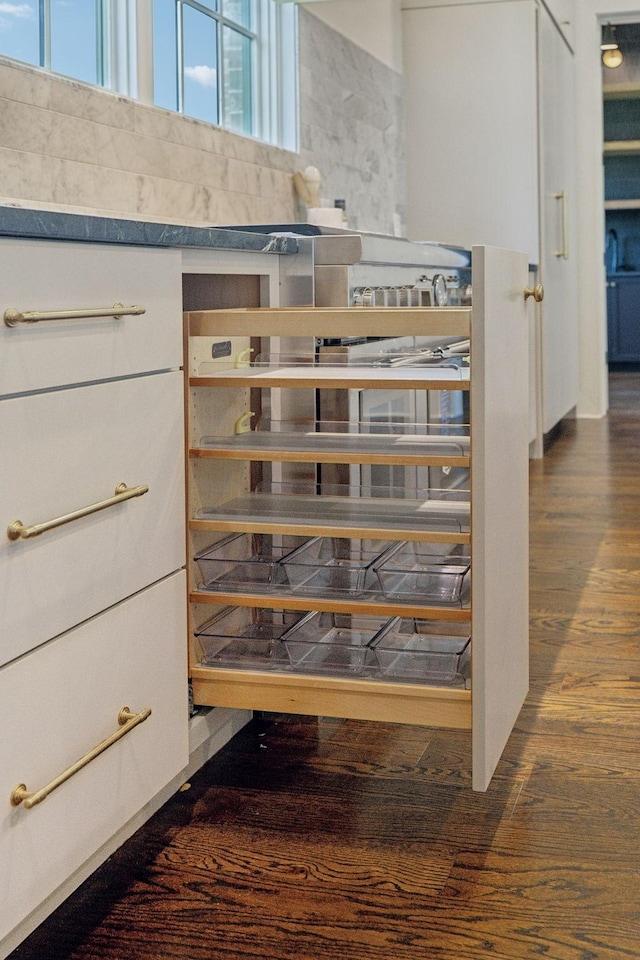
[471,245,530,791]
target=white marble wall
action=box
[298,9,405,235]
[0,10,405,233]
[0,58,297,224]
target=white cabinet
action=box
[0,372,185,665]
[537,5,578,432]
[403,1,539,259]
[402,0,578,438]
[0,573,188,945]
[541,0,574,49]
[0,239,183,397]
[0,239,187,953]
[185,246,530,792]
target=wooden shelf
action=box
[604,140,640,156]
[190,431,470,468]
[604,199,640,210]
[604,82,640,100]
[190,365,469,391]
[191,492,470,544]
[190,666,472,730]
[189,588,471,622]
[187,305,471,340]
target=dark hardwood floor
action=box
[10,373,640,960]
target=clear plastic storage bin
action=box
[372,617,471,684]
[284,612,394,675]
[194,606,305,669]
[374,542,471,603]
[195,533,309,590]
[282,537,397,595]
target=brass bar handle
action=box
[524,284,544,302]
[4,303,146,327]
[7,482,149,541]
[554,190,569,259]
[10,707,152,809]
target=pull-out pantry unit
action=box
[185,245,530,792]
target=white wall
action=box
[300,0,403,72]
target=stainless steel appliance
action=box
[232,224,472,498]
[309,229,471,497]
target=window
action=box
[0,0,297,149]
[0,0,108,86]
[153,0,296,147]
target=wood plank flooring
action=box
[9,373,640,960]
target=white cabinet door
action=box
[0,371,185,666]
[538,5,578,432]
[0,572,188,942]
[0,240,183,397]
[471,245,530,791]
[403,1,539,261]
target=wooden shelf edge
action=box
[604,82,640,100]
[604,199,640,210]
[189,374,470,391]
[190,668,472,730]
[604,139,640,156]
[186,306,472,340]
[189,447,470,468]
[189,589,472,621]
[188,519,471,544]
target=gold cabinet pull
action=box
[4,303,146,327]
[7,482,149,541]
[524,284,544,302]
[10,707,152,809]
[554,190,569,259]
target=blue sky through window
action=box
[0,1,39,64]
[0,0,99,82]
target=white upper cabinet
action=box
[401,0,574,49]
[541,0,574,49]
[403,1,539,262]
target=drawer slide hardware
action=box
[10,707,152,809]
[7,482,149,541]
[4,303,146,327]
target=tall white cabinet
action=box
[402,0,578,440]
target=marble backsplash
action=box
[0,9,405,234]
[297,10,405,237]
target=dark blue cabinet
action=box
[607,275,640,363]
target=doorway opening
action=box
[602,22,640,369]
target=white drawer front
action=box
[0,239,182,397]
[0,572,188,942]
[0,372,185,666]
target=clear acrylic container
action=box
[282,537,397,596]
[374,542,471,603]
[284,612,394,675]
[194,606,305,669]
[195,533,309,590]
[372,617,471,684]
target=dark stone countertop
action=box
[0,205,300,255]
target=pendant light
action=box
[602,24,624,68]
